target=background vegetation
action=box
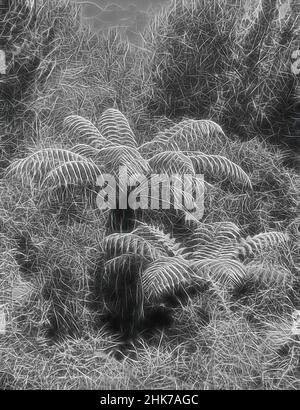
[0,0,299,390]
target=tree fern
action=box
[8,108,292,339]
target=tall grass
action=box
[146,0,299,150]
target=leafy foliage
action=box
[237,231,289,261]
[5,107,292,339]
[142,256,194,301]
[97,108,138,149]
[6,148,91,187]
[191,258,246,289]
[41,160,102,191]
[63,115,107,149]
[139,119,226,154]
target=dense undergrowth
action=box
[0,0,299,390]
[147,0,300,154]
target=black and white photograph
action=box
[0,0,299,392]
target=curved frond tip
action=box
[98,108,138,149]
[187,152,252,189]
[238,231,289,260]
[64,115,107,149]
[142,119,226,154]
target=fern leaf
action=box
[139,120,226,156]
[139,119,226,155]
[191,259,246,288]
[133,222,181,257]
[103,232,162,262]
[246,262,293,288]
[162,119,226,151]
[41,160,102,190]
[187,152,252,189]
[5,148,90,186]
[71,144,101,158]
[148,151,195,175]
[186,243,239,261]
[237,232,289,260]
[63,115,107,149]
[182,221,241,259]
[142,256,194,301]
[98,108,137,148]
[98,144,150,177]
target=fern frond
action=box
[142,256,194,301]
[133,222,181,257]
[148,151,195,175]
[182,221,241,260]
[71,144,101,158]
[63,115,107,149]
[138,139,166,156]
[187,152,252,188]
[41,160,102,190]
[191,258,246,288]
[211,221,242,241]
[98,144,150,177]
[103,232,162,262]
[5,148,90,186]
[97,108,137,148]
[186,243,239,261]
[139,119,226,155]
[237,231,289,260]
[161,119,226,151]
[248,262,294,289]
[183,223,214,246]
